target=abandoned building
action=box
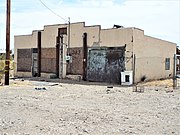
[14,22,176,85]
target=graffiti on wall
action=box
[87,47,125,84]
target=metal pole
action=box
[5,0,11,85]
[67,17,70,56]
[133,54,136,84]
[173,54,177,89]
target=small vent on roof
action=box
[113,24,124,29]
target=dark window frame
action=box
[165,58,170,70]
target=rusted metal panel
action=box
[17,58,32,72]
[87,47,125,84]
[41,48,56,73]
[17,49,32,59]
[41,48,56,59]
[17,49,32,72]
[41,58,56,73]
[66,47,84,75]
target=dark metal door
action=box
[87,47,125,84]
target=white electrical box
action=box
[121,71,133,85]
[66,56,72,61]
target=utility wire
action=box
[39,0,67,22]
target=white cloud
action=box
[77,0,115,7]
[121,0,180,44]
[0,0,179,49]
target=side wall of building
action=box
[133,28,176,83]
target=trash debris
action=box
[49,84,59,86]
[106,86,113,94]
[107,86,113,89]
[35,87,46,90]
[133,86,144,93]
[166,90,173,93]
[106,89,111,94]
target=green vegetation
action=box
[0,51,15,82]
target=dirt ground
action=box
[0,79,180,135]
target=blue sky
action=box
[0,0,180,50]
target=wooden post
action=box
[83,33,87,81]
[56,28,60,78]
[173,54,177,89]
[5,0,11,85]
[37,31,41,77]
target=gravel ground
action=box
[0,79,180,135]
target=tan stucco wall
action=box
[133,28,176,83]
[69,22,84,47]
[83,26,100,47]
[41,23,100,48]
[14,31,38,76]
[41,24,69,48]
[14,22,177,83]
[100,28,132,46]
[100,28,134,71]
[14,24,135,78]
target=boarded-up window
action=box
[17,49,32,72]
[41,48,56,73]
[165,58,170,70]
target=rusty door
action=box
[87,47,125,84]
